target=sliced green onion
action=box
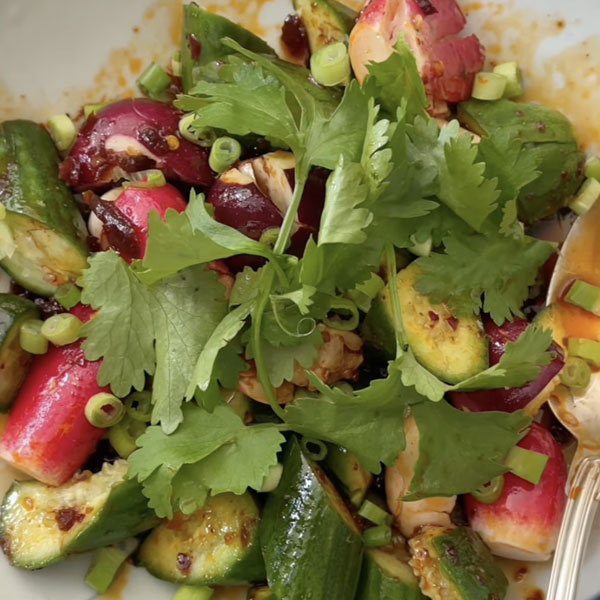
[504,446,549,485]
[568,337,600,367]
[569,178,600,216]
[125,391,153,422]
[310,42,350,87]
[472,72,507,101]
[122,169,166,189]
[85,393,125,429]
[257,463,284,493]
[363,524,393,548]
[41,313,83,346]
[53,284,81,311]
[108,415,147,458]
[178,114,217,147]
[137,62,172,101]
[85,543,134,594]
[358,499,393,526]
[560,356,592,390]
[171,50,182,77]
[46,114,77,153]
[84,103,108,119]
[565,279,600,315]
[209,136,242,173]
[492,61,523,98]
[408,235,432,257]
[172,585,214,600]
[323,297,359,331]
[301,437,328,461]
[471,475,504,504]
[19,319,48,355]
[585,156,600,181]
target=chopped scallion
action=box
[84,545,132,594]
[108,415,147,458]
[471,475,504,504]
[568,337,600,367]
[172,585,214,600]
[53,284,81,311]
[569,178,600,216]
[19,319,48,355]
[85,393,125,429]
[408,235,432,257]
[472,72,507,101]
[46,114,77,153]
[492,62,523,98]
[137,62,172,102]
[171,50,182,77]
[564,279,600,315]
[363,524,392,548]
[257,463,284,493]
[310,42,350,87]
[178,114,217,147]
[358,499,393,526]
[504,446,549,485]
[560,356,591,390]
[125,391,153,422]
[584,156,600,182]
[209,136,242,173]
[41,313,83,346]
[300,437,328,461]
[323,297,359,331]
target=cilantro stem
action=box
[384,243,408,356]
[250,171,310,422]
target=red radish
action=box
[206,151,327,271]
[0,305,108,486]
[465,423,568,561]
[349,0,485,115]
[451,317,564,414]
[88,183,187,262]
[60,99,213,191]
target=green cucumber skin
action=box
[360,294,396,362]
[181,4,275,92]
[260,437,364,600]
[434,528,508,600]
[65,478,159,554]
[324,444,372,507]
[0,120,87,246]
[292,0,350,54]
[0,293,38,411]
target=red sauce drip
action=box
[55,508,85,532]
[188,33,202,62]
[281,14,309,64]
[414,0,438,15]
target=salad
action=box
[0,0,598,599]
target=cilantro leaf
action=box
[318,156,371,246]
[406,401,531,499]
[454,325,554,391]
[129,404,285,518]
[81,252,228,433]
[416,234,556,324]
[81,252,155,396]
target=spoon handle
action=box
[547,456,600,600]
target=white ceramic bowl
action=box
[0,1,599,598]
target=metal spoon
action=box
[545,197,600,600]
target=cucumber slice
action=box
[260,437,364,600]
[409,525,508,600]
[181,4,275,92]
[0,461,158,569]
[0,120,88,296]
[356,548,426,600]
[293,0,351,54]
[0,293,38,411]
[138,492,265,585]
[362,262,488,384]
[324,444,373,507]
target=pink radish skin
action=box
[465,423,568,561]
